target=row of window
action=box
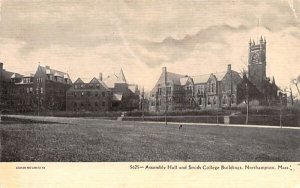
[157,87,172,95]
[17,87,44,94]
[152,95,236,106]
[74,84,102,89]
[156,83,235,97]
[73,91,106,97]
[73,101,106,107]
[48,75,70,83]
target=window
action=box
[74,103,77,107]
[87,91,91,96]
[41,88,43,94]
[198,97,202,105]
[95,102,98,106]
[95,92,98,97]
[81,92,84,97]
[36,77,42,83]
[74,92,77,97]
[26,87,29,93]
[102,101,105,107]
[36,88,39,94]
[49,75,53,80]
[74,85,78,89]
[102,92,106,97]
[158,88,162,95]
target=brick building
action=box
[238,36,283,105]
[0,63,22,112]
[149,36,284,112]
[66,77,111,111]
[149,65,242,112]
[12,74,36,112]
[10,65,72,113]
[66,69,140,112]
[103,69,140,111]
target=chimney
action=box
[0,62,3,71]
[45,65,50,69]
[99,72,103,81]
[227,64,231,72]
[162,67,167,74]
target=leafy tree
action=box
[237,75,263,104]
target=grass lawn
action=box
[0,117,299,162]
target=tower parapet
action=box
[248,36,267,92]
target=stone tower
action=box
[248,36,266,92]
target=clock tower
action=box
[248,36,266,92]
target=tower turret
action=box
[248,36,267,92]
[260,35,263,44]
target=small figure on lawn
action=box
[179,124,183,130]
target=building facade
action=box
[246,36,282,105]
[9,65,72,113]
[66,77,112,112]
[0,63,22,112]
[66,69,140,112]
[149,36,284,112]
[149,65,242,111]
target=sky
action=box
[0,0,300,93]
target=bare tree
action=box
[291,76,300,96]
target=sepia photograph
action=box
[0,0,300,165]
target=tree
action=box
[291,76,300,97]
[237,75,263,104]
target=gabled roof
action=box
[180,77,189,86]
[180,76,194,86]
[150,71,185,94]
[192,74,210,84]
[89,77,100,84]
[104,74,119,88]
[0,70,14,82]
[98,79,109,90]
[154,71,185,86]
[74,78,84,84]
[116,68,127,83]
[128,84,138,93]
[167,72,185,85]
[89,77,110,90]
[213,72,227,81]
[103,69,128,88]
[10,73,23,79]
[38,65,70,80]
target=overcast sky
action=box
[0,0,300,92]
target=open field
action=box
[0,117,299,162]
